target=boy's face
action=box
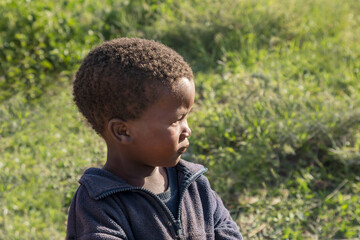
[125,77,195,168]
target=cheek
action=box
[156,127,180,147]
[145,125,181,146]
[168,126,181,139]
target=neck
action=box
[104,150,168,194]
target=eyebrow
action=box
[179,107,192,116]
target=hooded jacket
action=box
[66,160,243,240]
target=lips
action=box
[177,146,189,154]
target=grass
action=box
[1,0,360,239]
[0,88,106,239]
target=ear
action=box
[107,119,132,144]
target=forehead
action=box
[170,78,195,106]
[141,78,195,119]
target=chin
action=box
[155,155,182,168]
[164,157,181,168]
[173,158,181,166]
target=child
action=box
[66,38,242,240]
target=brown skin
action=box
[103,78,195,194]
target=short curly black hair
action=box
[73,38,194,135]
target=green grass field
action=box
[1,0,360,239]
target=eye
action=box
[178,114,186,121]
[171,114,186,125]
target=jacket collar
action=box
[79,159,207,200]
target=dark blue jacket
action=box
[66,160,243,239]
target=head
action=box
[73,38,195,167]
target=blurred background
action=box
[1,0,359,239]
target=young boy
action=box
[66,38,242,240]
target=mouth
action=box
[177,146,189,154]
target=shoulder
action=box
[67,184,115,224]
[67,184,128,239]
[66,169,131,239]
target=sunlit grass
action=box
[1,0,360,238]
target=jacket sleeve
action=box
[66,187,128,240]
[211,190,243,240]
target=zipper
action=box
[176,220,184,239]
[95,167,207,239]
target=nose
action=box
[179,120,191,141]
